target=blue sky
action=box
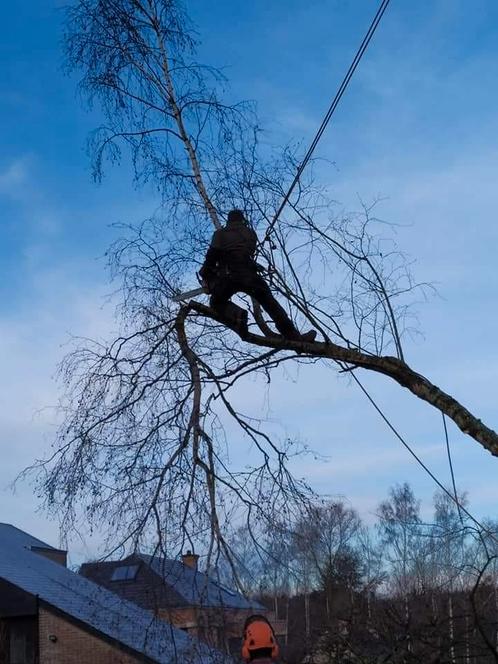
[2,0,498,563]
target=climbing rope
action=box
[263,0,392,244]
[348,367,498,547]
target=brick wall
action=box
[159,605,278,642]
[31,547,68,567]
[38,607,144,664]
[158,605,274,654]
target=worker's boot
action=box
[300,329,317,342]
[235,309,249,337]
[286,328,317,342]
[224,302,249,337]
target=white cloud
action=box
[294,443,443,482]
[0,257,116,554]
[0,156,32,197]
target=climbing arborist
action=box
[199,209,317,341]
[242,615,280,663]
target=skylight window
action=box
[111,564,139,581]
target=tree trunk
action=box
[285,595,289,647]
[305,592,310,640]
[495,585,498,653]
[449,595,456,664]
[465,613,470,664]
[405,595,412,655]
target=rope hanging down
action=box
[349,368,498,547]
[263,0,392,243]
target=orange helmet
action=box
[241,615,279,662]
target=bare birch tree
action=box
[30,0,498,578]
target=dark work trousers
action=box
[209,271,300,338]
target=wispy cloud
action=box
[0,264,115,553]
[0,156,32,197]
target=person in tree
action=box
[200,209,317,341]
[241,615,280,663]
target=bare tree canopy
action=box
[31,0,498,570]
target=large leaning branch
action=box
[186,301,498,457]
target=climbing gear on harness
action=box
[198,210,318,341]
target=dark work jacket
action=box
[200,219,258,281]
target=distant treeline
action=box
[226,482,498,663]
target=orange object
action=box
[241,615,279,661]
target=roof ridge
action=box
[0,523,55,550]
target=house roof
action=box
[0,524,229,664]
[81,552,264,611]
[137,554,264,611]
[0,523,58,551]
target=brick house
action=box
[0,524,228,664]
[80,552,285,655]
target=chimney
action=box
[181,550,199,570]
[31,546,68,567]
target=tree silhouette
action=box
[31,0,498,574]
